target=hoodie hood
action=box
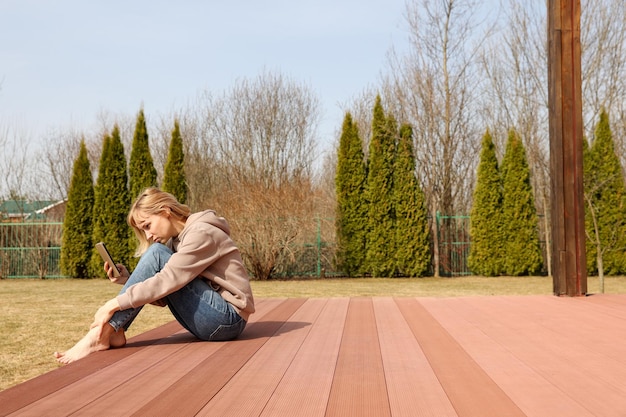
[184,210,231,236]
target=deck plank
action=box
[9,331,199,417]
[372,297,457,417]
[396,297,527,417]
[196,298,333,416]
[419,297,596,417]
[325,297,391,417]
[77,297,288,416]
[74,334,221,416]
[425,296,626,417]
[477,296,626,416]
[4,295,626,417]
[258,298,349,417]
[128,298,307,417]
[0,320,183,417]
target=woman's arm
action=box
[117,225,224,310]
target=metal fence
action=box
[436,214,472,276]
[435,213,548,277]
[263,216,340,279]
[0,218,544,279]
[0,220,338,279]
[0,222,65,279]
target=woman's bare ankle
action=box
[109,328,127,348]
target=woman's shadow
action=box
[126,320,311,347]
[240,320,311,339]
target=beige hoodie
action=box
[116,210,255,321]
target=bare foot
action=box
[54,324,124,364]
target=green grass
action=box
[1,275,625,391]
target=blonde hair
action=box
[128,187,191,256]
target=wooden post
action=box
[548,0,587,296]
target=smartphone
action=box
[95,242,121,277]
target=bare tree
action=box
[580,0,626,136]
[479,0,551,274]
[0,122,34,201]
[148,112,183,186]
[175,94,220,209]
[384,0,492,215]
[210,71,319,189]
[580,0,626,175]
[176,70,322,279]
[379,0,494,276]
[34,126,84,200]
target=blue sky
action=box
[0,0,410,152]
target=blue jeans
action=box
[108,243,246,341]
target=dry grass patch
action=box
[0,279,172,391]
[250,276,556,298]
[250,275,626,297]
[1,275,625,391]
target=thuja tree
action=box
[583,137,601,276]
[90,125,132,277]
[584,109,626,275]
[583,136,600,275]
[468,130,504,276]
[365,96,396,277]
[500,129,542,276]
[61,140,94,278]
[162,119,187,204]
[393,123,430,276]
[90,133,111,277]
[335,112,368,276]
[129,108,158,201]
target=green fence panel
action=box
[436,213,472,277]
[0,222,67,279]
[3,216,544,279]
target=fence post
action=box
[316,216,322,278]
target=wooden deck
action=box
[3,294,626,416]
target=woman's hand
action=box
[104,262,130,284]
[91,298,121,330]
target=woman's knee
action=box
[140,243,173,269]
[124,243,173,288]
[145,242,173,258]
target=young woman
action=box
[55,188,255,364]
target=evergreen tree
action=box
[91,125,132,277]
[468,129,504,276]
[583,135,599,275]
[60,140,94,278]
[365,96,396,277]
[500,129,542,276]
[584,109,626,275]
[393,124,431,276]
[129,108,157,201]
[90,133,111,277]
[162,119,188,204]
[335,113,368,276]
[583,136,597,274]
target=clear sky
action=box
[0,0,410,153]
